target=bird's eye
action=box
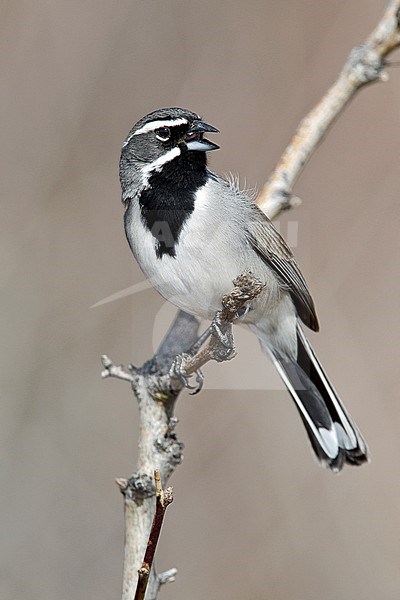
[155,127,171,142]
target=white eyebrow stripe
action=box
[133,118,189,136]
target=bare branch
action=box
[101,355,136,383]
[106,275,263,596]
[257,0,400,219]
[105,311,199,600]
[134,471,174,600]
[103,4,400,599]
[139,567,177,600]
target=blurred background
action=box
[2,1,400,599]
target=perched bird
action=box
[119,107,369,472]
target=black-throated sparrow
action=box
[119,107,369,472]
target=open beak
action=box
[185,119,220,152]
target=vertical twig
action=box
[134,471,174,600]
[102,311,199,599]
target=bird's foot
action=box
[169,353,204,395]
[186,326,212,355]
[210,312,236,362]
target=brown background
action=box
[2,2,400,599]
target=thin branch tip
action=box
[154,470,162,496]
[257,0,400,214]
[116,478,129,492]
[289,195,302,208]
[101,354,112,367]
[154,470,174,507]
[133,471,175,600]
[100,354,136,383]
[380,70,390,82]
[163,486,174,507]
[158,568,178,585]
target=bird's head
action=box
[119,107,219,200]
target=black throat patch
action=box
[138,150,208,258]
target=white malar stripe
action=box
[140,147,181,187]
[133,118,189,136]
[142,147,181,175]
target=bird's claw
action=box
[169,353,204,395]
[210,313,236,361]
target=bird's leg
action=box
[168,320,215,395]
[186,325,213,355]
[209,311,236,360]
[184,311,236,360]
[169,310,238,395]
[169,353,204,395]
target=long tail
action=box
[266,324,369,472]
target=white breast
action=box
[125,178,283,321]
